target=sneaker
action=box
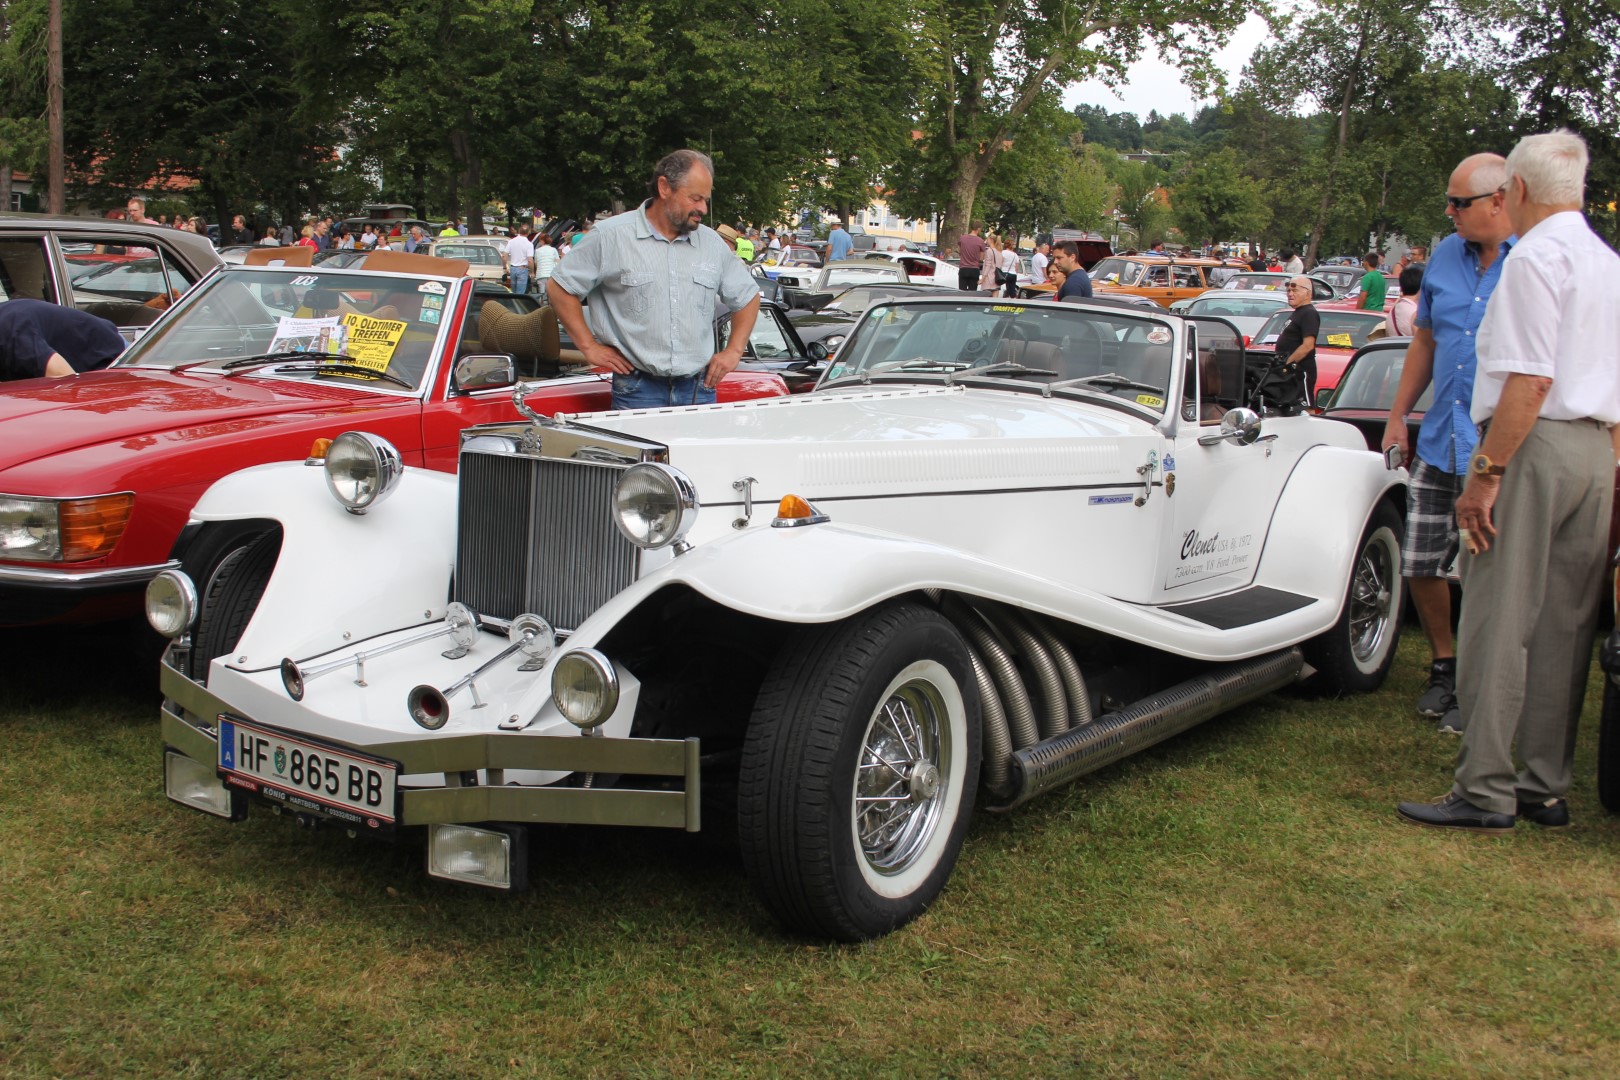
[1436,697,1465,735]
[1516,796,1570,829]
[1417,658,1457,718]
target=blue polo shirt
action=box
[1413,231,1514,473]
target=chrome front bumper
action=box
[159,654,702,831]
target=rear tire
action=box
[180,522,281,684]
[738,601,980,941]
[1304,503,1403,694]
[1598,677,1620,814]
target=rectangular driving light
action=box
[165,751,240,819]
[427,824,528,891]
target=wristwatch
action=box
[1470,451,1506,477]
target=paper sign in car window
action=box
[340,313,408,373]
[269,315,346,355]
[1327,333,1354,347]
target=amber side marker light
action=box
[771,494,829,528]
[59,493,136,560]
[305,437,333,464]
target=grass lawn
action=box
[1,624,1615,1078]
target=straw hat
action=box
[715,224,741,243]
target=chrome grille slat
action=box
[455,450,637,629]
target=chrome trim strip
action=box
[0,558,178,585]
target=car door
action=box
[51,231,205,329]
[1158,316,1296,599]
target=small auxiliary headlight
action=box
[612,462,699,550]
[145,569,198,639]
[427,824,527,890]
[324,431,404,514]
[551,648,619,729]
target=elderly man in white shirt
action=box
[1399,130,1620,833]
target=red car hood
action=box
[0,366,415,479]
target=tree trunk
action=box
[46,0,64,214]
[1305,29,1367,267]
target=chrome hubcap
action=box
[855,679,949,875]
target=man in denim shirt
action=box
[549,149,760,410]
[1380,153,1515,731]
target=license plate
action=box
[218,716,398,829]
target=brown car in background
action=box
[1089,253,1245,308]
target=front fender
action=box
[184,461,459,669]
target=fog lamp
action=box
[427,824,527,890]
[145,569,198,639]
[551,648,619,730]
[324,431,404,514]
[612,463,698,550]
[165,751,239,819]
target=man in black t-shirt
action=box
[0,299,125,380]
[1272,276,1320,403]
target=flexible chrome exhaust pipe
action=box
[992,647,1304,811]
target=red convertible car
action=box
[0,251,788,626]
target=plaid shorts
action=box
[1402,456,1465,578]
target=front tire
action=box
[1304,503,1403,694]
[179,522,281,684]
[738,601,981,941]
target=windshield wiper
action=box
[856,358,972,380]
[1048,372,1163,394]
[251,361,415,390]
[219,350,328,371]
[959,361,1059,379]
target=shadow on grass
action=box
[0,618,163,717]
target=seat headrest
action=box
[478,300,560,364]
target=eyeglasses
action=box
[1446,187,1504,211]
[1285,284,1308,292]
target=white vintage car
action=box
[152,296,1406,941]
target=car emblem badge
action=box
[274,747,288,775]
[1166,472,1176,497]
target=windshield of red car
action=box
[114,268,458,391]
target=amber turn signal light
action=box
[59,493,136,561]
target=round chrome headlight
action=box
[612,463,699,550]
[144,569,197,639]
[551,649,619,730]
[324,431,404,514]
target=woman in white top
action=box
[533,233,560,291]
[998,234,1020,297]
[1387,264,1422,337]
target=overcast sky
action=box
[1061,15,1275,121]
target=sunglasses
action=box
[1446,187,1503,211]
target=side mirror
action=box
[807,341,829,361]
[452,353,516,392]
[1199,406,1263,446]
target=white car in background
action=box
[861,250,960,289]
[1168,291,1292,341]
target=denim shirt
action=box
[1414,231,1514,473]
[550,201,759,378]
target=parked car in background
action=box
[427,237,509,284]
[780,258,910,309]
[151,294,1404,942]
[0,213,222,333]
[1169,291,1292,341]
[755,245,824,282]
[1311,267,1400,307]
[785,282,972,352]
[0,253,787,628]
[1318,337,1427,451]
[1248,307,1391,404]
[1218,272,1336,301]
[1089,254,1239,307]
[861,250,960,289]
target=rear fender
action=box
[1254,445,1405,605]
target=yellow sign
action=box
[1326,333,1354,348]
[341,314,408,372]
[1136,394,1166,408]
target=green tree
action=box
[1171,147,1270,248]
[913,0,1252,256]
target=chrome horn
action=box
[280,603,480,701]
[407,613,555,730]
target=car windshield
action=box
[822,285,917,312]
[113,267,458,391]
[1184,294,1288,318]
[1090,258,1143,286]
[823,299,1178,414]
[1254,309,1386,350]
[1331,348,1434,411]
[1223,273,1288,292]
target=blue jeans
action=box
[612,370,716,410]
[509,267,530,296]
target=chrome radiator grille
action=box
[454,450,639,630]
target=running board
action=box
[992,647,1304,810]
